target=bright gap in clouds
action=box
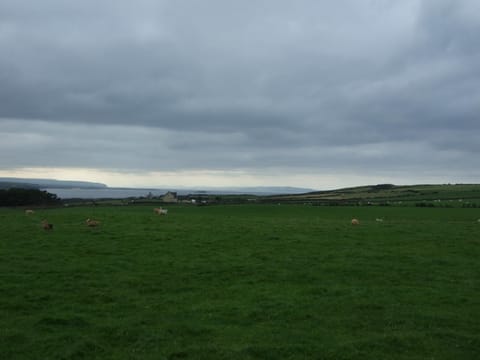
[0,167,333,189]
[0,167,469,191]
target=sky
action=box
[1,0,479,190]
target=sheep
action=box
[86,218,100,227]
[25,209,35,215]
[375,218,384,222]
[351,218,360,225]
[41,220,53,230]
[153,207,168,215]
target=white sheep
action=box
[154,207,168,215]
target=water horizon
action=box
[43,186,314,199]
[43,188,180,200]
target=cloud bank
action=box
[1,0,479,188]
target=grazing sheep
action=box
[375,218,384,222]
[154,207,168,215]
[41,220,53,230]
[25,209,35,215]
[86,218,100,227]
[351,218,360,225]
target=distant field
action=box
[268,184,480,206]
[1,205,480,359]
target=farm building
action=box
[161,191,178,203]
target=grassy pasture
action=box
[1,205,479,359]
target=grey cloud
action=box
[1,0,479,184]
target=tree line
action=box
[0,188,60,206]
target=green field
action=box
[1,205,480,359]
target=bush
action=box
[0,188,60,206]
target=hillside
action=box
[0,178,107,189]
[265,184,480,206]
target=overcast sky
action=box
[1,0,479,189]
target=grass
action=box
[1,204,480,359]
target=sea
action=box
[43,186,313,199]
[43,188,181,200]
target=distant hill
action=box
[0,178,107,189]
[266,183,480,205]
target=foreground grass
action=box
[1,205,479,359]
